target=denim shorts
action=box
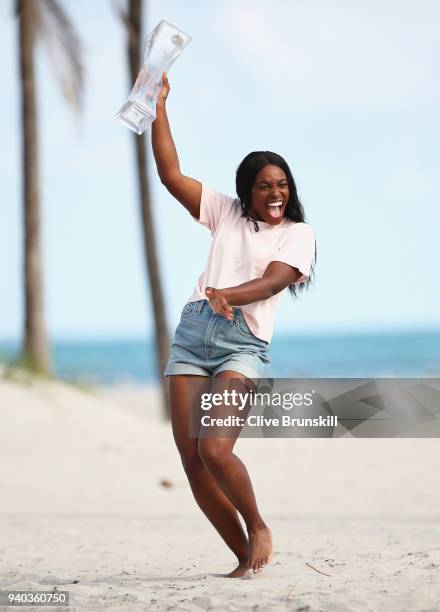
[164,299,270,381]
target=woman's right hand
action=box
[157,72,170,108]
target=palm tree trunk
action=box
[18,0,51,375]
[127,0,170,418]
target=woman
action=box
[151,74,316,579]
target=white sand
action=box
[1,375,439,611]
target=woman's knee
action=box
[180,449,205,481]
[198,438,231,470]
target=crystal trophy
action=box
[115,20,191,135]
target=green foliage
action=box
[2,354,52,385]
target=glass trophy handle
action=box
[115,20,191,135]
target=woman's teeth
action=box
[266,201,282,219]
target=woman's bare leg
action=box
[197,371,273,575]
[169,375,250,574]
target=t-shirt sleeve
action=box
[193,184,235,233]
[274,222,316,283]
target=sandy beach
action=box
[1,374,439,611]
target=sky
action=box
[1,0,439,341]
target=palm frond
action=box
[34,0,84,110]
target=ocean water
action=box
[1,331,439,385]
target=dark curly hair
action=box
[235,151,316,297]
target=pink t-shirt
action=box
[187,184,316,343]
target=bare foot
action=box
[248,525,272,574]
[224,562,250,578]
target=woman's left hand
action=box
[205,287,233,321]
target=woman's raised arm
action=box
[151,73,202,218]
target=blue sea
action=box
[1,330,439,385]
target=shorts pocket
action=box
[181,302,195,318]
[236,314,255,338]
[235,314,269,354]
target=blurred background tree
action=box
[118,0,170,418]
[16,0,83,375]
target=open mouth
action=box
[265,200,283,219]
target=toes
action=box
[256,557,269,572]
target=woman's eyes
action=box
[258,183,288,190]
